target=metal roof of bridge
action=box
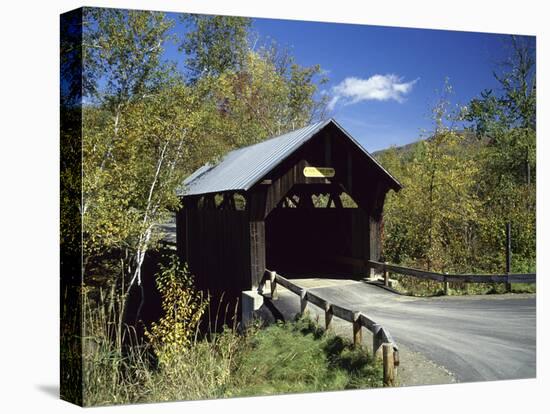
[178,118,401,196]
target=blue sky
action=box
[163,14,531,152]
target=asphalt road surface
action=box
[265,278,536,383]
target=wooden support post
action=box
[353,312,362,347]
[300,289,307,315]
[257,272,265,295]
[506,222,512,293]
[372,324,383,359]
[444,272,449,296]
[270,271,278,300]
[352,312,363,347]
[383,343,395,386]
[505,275,512,293]
[384,262,389,287]
[325,303,333,331]
[332,191,343,209]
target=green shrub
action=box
[145,257,208,366]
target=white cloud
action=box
[328,74,418,110]
[327,96,340,111]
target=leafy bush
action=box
[144,257,208,366]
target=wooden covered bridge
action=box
[175,118,402,305]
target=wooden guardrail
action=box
[333,256,535,294]
[258,269,399,386]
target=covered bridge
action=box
[176,118,401,303]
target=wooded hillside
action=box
[376,40,536,274]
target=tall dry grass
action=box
[79,285,248,406]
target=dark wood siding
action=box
[249,221,265,288]
[181,209,251,297]
[352,208,370,277]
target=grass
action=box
[228,317,382,397]
[70,289,383,406]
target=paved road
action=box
[265,278,536,383]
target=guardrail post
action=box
[383,343,395,386]
[506,222,512,293]
[299,289,308,316]
[444,272,449,296]
[384,262,389,287]
[372,324,383,359]
[270,271,278,300]
[324,303,333,331]
[258,272,265,295]
[505,274,512,293]
[353,312,362,347]
[242,290,263,328]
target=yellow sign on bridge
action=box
[303,166,336,178]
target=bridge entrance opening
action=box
[265,184,367,278]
